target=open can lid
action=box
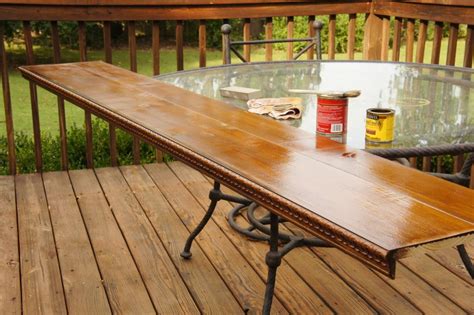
[316,90,361,99]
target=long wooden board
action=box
[19,61,474,278]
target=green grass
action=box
[0,38,469,136]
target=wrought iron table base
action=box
[181,181,474,314]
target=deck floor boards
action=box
[1,162,473,314]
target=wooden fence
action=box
[0,0,473,174]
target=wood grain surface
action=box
[19,61,474,277]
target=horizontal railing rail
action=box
[0,0,472,182]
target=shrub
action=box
[0,119,163,175]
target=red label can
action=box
[316,97,348,135]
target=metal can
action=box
[365,108,395,143]
[316,94,348,136]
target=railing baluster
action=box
[127,21,140,165]
[392,17,402,61]
[453,155,464,174]
[287,16,294,60]
[328,15,336,60]
[176,20,184,70]
[51,21,68,170]
[347,14,356,60]
[431,21,443,64]
[152,21,160,75]
[243,18,251,62]
[265,17,273,61]
[152,21,163,162]
[406,19,415,62]
[446,23,459,66]
[422,157,431,172]
[381,16,390,61]
[103,21,118,167]
[0,22,16,174]
[416,20,428,63]
[23,21,42,172]
[199,20,206,68]
[78,21,94,169]
[307,15,315,59]
[464,25,473,68]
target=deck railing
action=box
[0,0,473,175]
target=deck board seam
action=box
[39,173,69,314]
[66,170,114,313]
[116,165,203,313]
[142,163,250,313]
[91,168,159,314]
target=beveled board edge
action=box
[23,61,463,278]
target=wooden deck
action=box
[1,161,473,314]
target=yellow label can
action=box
[365,108,395,143]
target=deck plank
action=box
[94,167,201,314]
[428,245,474,284]
[16,174,67,314]
[42,172,111,314]
[401,255,473,312]
[0,176,20,315]
[168,161,376,314]
[120,165,257,314]
[145,164,332,313]
[69,169,156,314]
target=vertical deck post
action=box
[363,3,383,61]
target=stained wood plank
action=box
[328,14,336,60]
[392,17,402,61]
[416,20,428,63]
[243,18,251,61]
[0,176,20,314]
[144,163,290,314]
[265,17,273,61]
[169,161,376,314]
[16,174,67,314]
[402,255,474,312]
[176,20,184,71]
[119,165,244,313]
[128,21,141,165]
[0,23,16,174]
[94,167,200,314]
[347,13,356,60]
[68,169,156,314]
[23,21,42,172]
[42,172,111,314]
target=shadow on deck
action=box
[1,162,473,314]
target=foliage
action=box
[0,119,163,175]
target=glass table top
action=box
[156,61,474,150]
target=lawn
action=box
[0,38,469,137]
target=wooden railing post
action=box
[0,22,16,174]
[221,24,231,65]
[363,2,383,61]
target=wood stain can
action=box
[365,108,395,143]
[316,90,360,139]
